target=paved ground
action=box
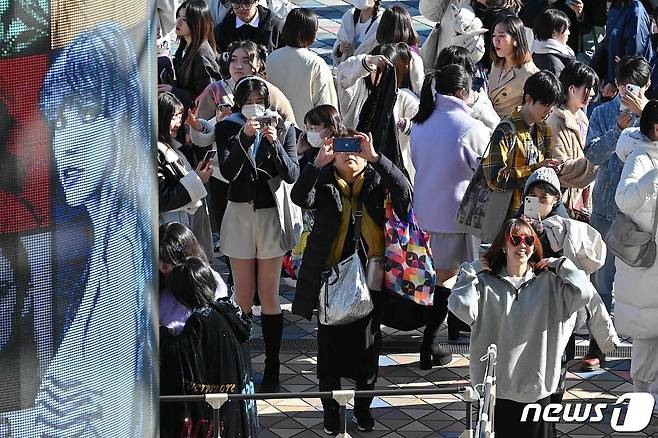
[211,0,657,435]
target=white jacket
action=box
[336,55,420,180]
[614,127,658,340]
[542,216,619,354]
[469,88,500,130]
[420,0,487,67]
[332,7,383,66]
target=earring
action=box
[503,249,507,254]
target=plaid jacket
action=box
[482,107,553,215]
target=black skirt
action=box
[316,292,382,384]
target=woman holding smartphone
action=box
[158,92,214,259]
[188,40,296,252]
[291,128,411,434]
[215,77,299,393]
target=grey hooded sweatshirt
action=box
[448,257,594,403]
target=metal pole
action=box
[205,393,228,438]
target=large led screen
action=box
[0,2,157,436]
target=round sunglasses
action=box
[509,234,535,247]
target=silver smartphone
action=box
[524,196,540,220]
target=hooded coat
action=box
[160,299,258,437]
[614,127,658,340]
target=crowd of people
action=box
[155,0,658,436]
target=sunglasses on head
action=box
[509,234,535,247]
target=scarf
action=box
[325,170,384,267]
[531,38,575,58]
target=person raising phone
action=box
[291,128,411,434]
[158,92,214,259]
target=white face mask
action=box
[349,0,375,10]
[306,130,324,148]
[241,104,265,118]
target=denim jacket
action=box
[584,95,638,222]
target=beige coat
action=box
[488,61,539,118]
[266,47,338,124]
[546,107,598,211]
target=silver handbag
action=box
[318,252,373,325]
[317,199,374,325]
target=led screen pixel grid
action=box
[0,1,156,437]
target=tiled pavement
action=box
[211,253,655,437]
[209,0,657,435]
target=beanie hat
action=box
[525,167,560,195]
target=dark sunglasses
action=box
[509,234,535,247]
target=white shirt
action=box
[503,275,526,290]
[236,9,260,28]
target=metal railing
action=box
[161,384,478,438]
[476,344,497,438]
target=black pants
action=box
[319,376,374,415]
[208,177,229,233]
[494,396,554,438]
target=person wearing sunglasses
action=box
[213,0,283,53]
[449,218,595,438]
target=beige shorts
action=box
[220,201,286,260]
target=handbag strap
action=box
[353,197,364,243]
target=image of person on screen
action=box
[0,234,39,415]
[34,22,155,436]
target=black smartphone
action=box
[203,150,217,162]
[333,137,361,153]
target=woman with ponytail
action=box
[410,64,491,369]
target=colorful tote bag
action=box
[383,194,436,305]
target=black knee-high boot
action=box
[419,286,452,369]
[259,312,283,393]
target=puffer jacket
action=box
[614,127,658,340]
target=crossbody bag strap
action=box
[353,196,364,243]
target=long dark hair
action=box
[167,256,217,310]
[376,6,419,46]
[412,65,472,124]
[490,15,531,67]
[157,92,184,145]
[177,0,216,84]
[366,43,412,90]
[484,218,544,274]
[159,222,209,266]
